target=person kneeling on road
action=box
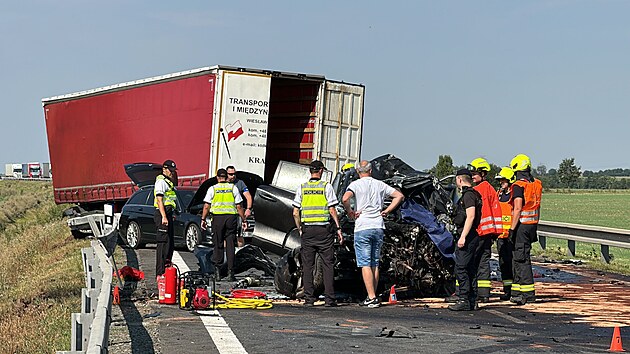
[342,160,404,309]
[292,160,343,307]
[449,169,483,311]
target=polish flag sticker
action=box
[226,120,244,142]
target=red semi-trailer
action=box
[42,66,365,234]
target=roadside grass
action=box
[534,191,630,275]
[0,181,87,353]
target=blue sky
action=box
[2,1,629,172]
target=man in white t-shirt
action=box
[342,160,404,308]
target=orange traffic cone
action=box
[113,285,120,305]
[610,326,624,352]
[388,285,398,305]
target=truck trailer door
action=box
[316,81,364,172]
[214,71,271,178]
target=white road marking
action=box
[172,251,248,354]
[485,308,527,324]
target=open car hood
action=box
[124,163,163,187]
[190,171,265,208]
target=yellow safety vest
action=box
[300,180,330,224]
[210,183,237,215]
[154,175,176,208]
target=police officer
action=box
[509,154,543,305]
[495,167,516,300]
[449,168,483,311]
[201,169,247,282]
[226,165,253,247]
[154,160,177,278]
[292,160,343,307]
[469,158,502,302]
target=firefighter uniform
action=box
[469,158,502,301]
[206,181,242,279]
[293,164,340,307]
[509,154,543,305]
[495,167,516,299]
[154,171,177,277]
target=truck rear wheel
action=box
[125,221,144,249]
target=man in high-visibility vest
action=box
[201,168,248,281]
[469,158,502,302]
[509,154,542,305]
[154,160,178,278]
[495,167,515,300]
[292,160,343,307]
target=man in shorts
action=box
[342,160,404,308]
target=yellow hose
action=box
[209,292,273,310]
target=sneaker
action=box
[359,297,380,308]
[448,300,471,311]
[303,301,315,307]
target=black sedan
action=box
[118,163,207,252]
[118,185,207,252]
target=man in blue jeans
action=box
[342,160,404,308]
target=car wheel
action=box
[126,221,143,249]
[185,223,201,252]
[274,246,324,299]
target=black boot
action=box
[448,299,471,311]
[444,294,460,303]
[227,270,236,282]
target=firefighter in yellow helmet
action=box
[468,158,502,303]
[341,163,355,173]
[509,154,542,305]
[495,167,516,300]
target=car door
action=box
[142,189,157,241]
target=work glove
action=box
[508,229,515,242]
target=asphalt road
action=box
[108,245,629,354]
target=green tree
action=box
[557,158,581,189]
[533,164,547,176]
[431,155,455,179]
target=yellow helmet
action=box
[468,158,491,172]
[510,154,531,171]
[341,163,355,172]
[495,167,516,184]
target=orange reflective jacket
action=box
[497,188,513,239]
[473,180,502,236]
[512,179,542,225]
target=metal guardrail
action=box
[537,220,630,263]
[57,238,113,354]
[58,208,118,354]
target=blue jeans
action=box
[354,228,384,267]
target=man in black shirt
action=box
[449,169,483,311]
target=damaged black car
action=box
[251,155,460,299]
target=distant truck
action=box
[41,162,51,179]
[27,162,41,178]
[42,65,365,236]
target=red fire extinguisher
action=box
[158,262,179,305]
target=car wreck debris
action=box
[264,155,459,299]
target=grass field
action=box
[534,191,630,274]
[0,180,87,353]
